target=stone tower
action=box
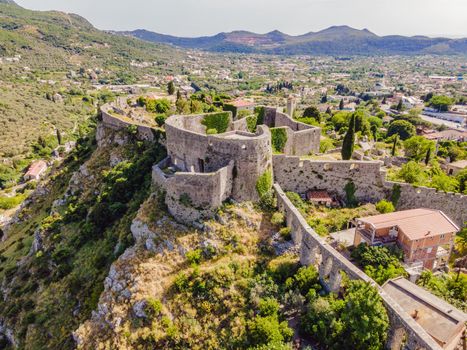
[287,96,296,117]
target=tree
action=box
[302,106,321,120]
[391,135,398,156]
[339,99,344,110]
[399,161,425,184]
[403,136,435,161]
[371,125,378,141]
[325,106,332,115]
[429,95,454,112]
[321,94,328,103]
[387,120,416,140]
[56,129,62,145]
[457,169,467,194]
[167,81,175,95]
[425,147,431,165]
[381,97,387,105]
[176,89,182,101]
[341,114,356,160]
[396,99,403,111]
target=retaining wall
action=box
[274,183,443,350]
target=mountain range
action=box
[120,26,467,55]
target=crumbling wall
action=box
[101,105,156,141]
[274,183,443,350]
[262,107,321,155]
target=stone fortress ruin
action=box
[100,99,466,350]
[152,105,321,223]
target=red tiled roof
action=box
[358,208,459,240]
[306,190,333,202]
[25,160,47,177]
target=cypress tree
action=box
[56,129,62,145]
[341,114,356,160]
[396,99,403,111]
[391,135,398,156]
[425,147,431,165]
[339,99,344,110]
[167,81,175,95]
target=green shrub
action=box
[0,193,27,210]
[271,212,285,226]
[375,200,395,214]
[201,112,230,134]
[270,128,288,153]
[293,265,320,295]
[258,297,280,317]
[206,128,218,135]
[267,255,299,283]
[247,115,258,133]
[155,114,167,127]
[279,227,292,241]
[186,249,202,266]
[247,316,293,346]
[144,298,163,319]
[256,171,273,198]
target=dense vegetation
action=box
[0,123,167,349]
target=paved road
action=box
[420,114,466,131]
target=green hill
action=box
[0,3,181,160]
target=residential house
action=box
[353,208,459,270]
[24,160,47,181]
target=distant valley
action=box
[119,26,467,55]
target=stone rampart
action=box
[273,155,386,202]
[263,107,321,156]
[384,181,466,227]
[274,183,443,350]
[273,156,466,226]
[165,113,272,202]
[101,104,156,141]
[164,162,234,224]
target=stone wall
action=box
[263,107,321,156]
[165,113,273,202]
[273,156,467,226]
[274,183,443,350]
[385,181,466,227]
[273,155,386,203]
[161,162,234,224]
[101,104,156,141]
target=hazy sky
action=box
[15,0,467,38]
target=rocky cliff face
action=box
[0,122,166,349]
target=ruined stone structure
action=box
[274,183,445,350]
[101,103,157,142]
[273,155,467,226]
[98,100,467,350]
[263,107,321,156]
[153,112,273,223]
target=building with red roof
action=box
[353,208,459,270]
[24,160,47,181]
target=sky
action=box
[15,0,467,38]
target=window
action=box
[440,234,445,239]
[427,247,432,254]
